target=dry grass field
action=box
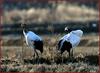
[2,1,99,72]
[1,34,99,72]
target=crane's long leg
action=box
[61,55,63,64]
[69,51,71,58]
[28,45,36,64]
[70,49,73,58]
[30,42,36,59]
[32,42,39,64]
[71,49,73,57]
[34,49,39,64]
[69,49,73,62]
[32,48,35,58]
[35,50,39,58]
[61,51,63,64]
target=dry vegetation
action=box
[1,34,99,72]
[3,3,98,24]
[2,1,99,72]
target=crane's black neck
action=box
[23,28,28,33]
[21,24,28,33]
[65,29,71,34]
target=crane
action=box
[21,24,43,63]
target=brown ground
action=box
[1,34,99,72]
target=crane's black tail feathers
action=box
[34,41,43,53]
[58,40,72,55]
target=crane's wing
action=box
[27,31,42,41]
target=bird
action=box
[57,27,83,58]
[21,24,43,61]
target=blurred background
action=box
[2,0,99,47]
[1,0,99,72]
[2,0,98,34]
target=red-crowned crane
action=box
[21,24,43,63]
[58,27,83,58]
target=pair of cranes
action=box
[21,24,83,62]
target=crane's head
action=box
[21,23,28,32]
[64,27,68,31]
[64,27,71,33]
[21,23,26,29]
